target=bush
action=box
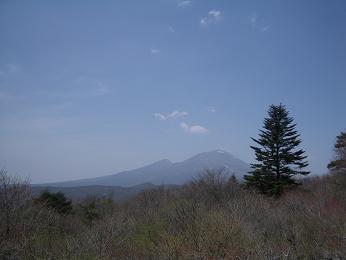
[36,190,73,214]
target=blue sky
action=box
[0,0,345,183]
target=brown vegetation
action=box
[0,169,345,259]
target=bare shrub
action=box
[1,169,345,259]
[0,169,54,258]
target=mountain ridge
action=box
[36,150,249,187]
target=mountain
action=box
[37,150,249,187]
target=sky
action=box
[0,0,345,183]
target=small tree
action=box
[80,199,100,225]
[0,169,31,237]
[327,131,346,173]
[37,190,73,214]
[244,104,309,196]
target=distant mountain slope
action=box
[37,150,249,187]
[31,183,157,201]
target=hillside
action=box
[31,183,158,201]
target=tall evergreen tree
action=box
[327,131,346,173]
[244,104,309,196]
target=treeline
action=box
[0,169,345,259]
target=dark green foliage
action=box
[37,190,73,214]
[244,104,309,196]
[328,131,346,173]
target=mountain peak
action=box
[187,150,235,160]
[158,158,172,163]
[41,150,249,187]
[150,159,172,166]
[208,149,230,155]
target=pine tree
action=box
[244,104,309,196]
[328,131,346,173]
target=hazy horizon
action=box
[1,0,346,183]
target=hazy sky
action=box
[1,0,345,183]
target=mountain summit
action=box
[42,150,249,187]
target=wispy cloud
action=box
[85,82,110,97]
[178,0,192,8]
[168,26,175,33]
[200,10,222,27]
[249,14,269,32]
[180,122,209,134]
[151,48,161,54]
[154,110,188,120]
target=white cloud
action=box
[209,10,221,19]
[249,14,269,32]
[151,49,160,54]
[154,113,166,120]
[250,14,257,25]
[178,0,192,8]
[154,110,188,120]
[180,122,209,134]
[200,10,222,26]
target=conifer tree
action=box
[328,131,346,173]
[244,104,309,196]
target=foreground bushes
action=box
[1,170,345,259]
